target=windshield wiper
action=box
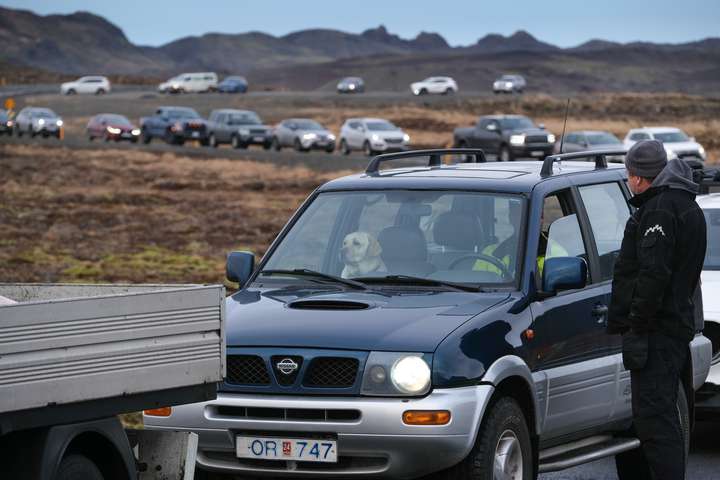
[259,269,368,290]
[351,275,481,292]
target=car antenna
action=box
[558,98,570,154]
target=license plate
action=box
[236,436,337,463]
[531,150,545,156]
[191,131,200,138]
[253,136,264,142]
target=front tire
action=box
[340,139,350,155]
[66,89,76,95]
[55,454,104,480]
[294,137,307,152]
[141,128,152,144]
[208,133,218,148]
[272,136,281,151]
[433,397,532,480]
[499,145,513,162]
[96,88,106,95]
[363,141,374,157]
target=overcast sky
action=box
[2,0,718,47]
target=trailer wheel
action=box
[55,454,104,480]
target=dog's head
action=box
[341,231,382,265]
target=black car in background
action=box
[217,76,248,93]
[206,109,272,149]
[453,114,555,161]
[0,110,12,135]
[139,106,209,145]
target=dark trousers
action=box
[616,333,689,480]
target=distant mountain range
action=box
[1,6,719,93]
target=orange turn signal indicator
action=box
[144,407,172,417]
[402,410,451,425]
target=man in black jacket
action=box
[609,140,707,480]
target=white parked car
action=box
[698,193,720,388]
[493,74,526,94]
[13,107,63,138]
[60,76,111,95]
[338,118,410,156]
[158,72,218,93]
[624,127,706,162]
[410,76,458,96]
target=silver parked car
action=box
[555,130,625,162]
[272,119,336,153]
[493,74,526,94]
[339,118,410,156]
[207,109,272,149]
[14,107,63,138]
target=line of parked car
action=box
[1,106,708,163]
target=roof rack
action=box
[365,149,487,175]
[540,149,627,177]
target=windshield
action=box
[167,109,200,119]
[587,132,621,145]
[500,75,516,81]
[224,76,246,83]
[294,120,323,130]
[705,209,720,270]
[31,109,56,118]
[229,112,261,125]
[499,117,534,130]
[261,190,524,286]
[654,130,689,143]
[103,114,131,125]
[366,121,399,131]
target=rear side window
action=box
[578,182,631,281]
[630,132,650,141]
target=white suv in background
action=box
[338,118,410,156]
[698,193,720,389]
[624,127,706,162]
[158,72,219,93]
[60,76,111,95]
[410,76,458,95]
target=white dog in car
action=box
[340,231,386,278]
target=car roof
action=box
[697,193,720,209]
[318,160,626,194]
[212,108,255,114]
[348,117,391,123]
[482,114,529,120]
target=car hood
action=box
[226,286,510,351]
[508,128,547,136]
[372,130,405,138]
[663,141,703,152]
[299,128,332,135]
[702,270,720,320]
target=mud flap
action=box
[134,430,199,480]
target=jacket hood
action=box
[651,158,699,194]
[225,286,510,352]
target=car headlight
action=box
[171,122,183,132]
[38,119,45,125]
[547,134,556,143]
[107,126,121,134]
[371,134,381,142]
[131,128,141,135]
[698,145,706,158]
[303,133,317,140]
[56,120,63,127]
[238,128,250,136]
[327,133,336,141]
[505,82,513,88]
[510,134,525,146]
[403,133,410,142]
[361,352,432,396]
[664,147,678,159]
[349,84,356,90]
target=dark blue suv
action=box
[145,149,711,479]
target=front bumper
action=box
[240,133,271,146]
[510,144,554,159]
[144,385,494,478]
[371,141,409,153]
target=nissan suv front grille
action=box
[226,355,271,385]
[304,357,359,388]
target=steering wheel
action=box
[448,254,512,280]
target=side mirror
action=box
[539,123,546,129]
[226,251,255,285]
[486,123,498,132]
[542,257,587,295]
[690,136,696,142]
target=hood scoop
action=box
[287,299,372,311]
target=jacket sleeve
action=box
[628,209,677,331]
